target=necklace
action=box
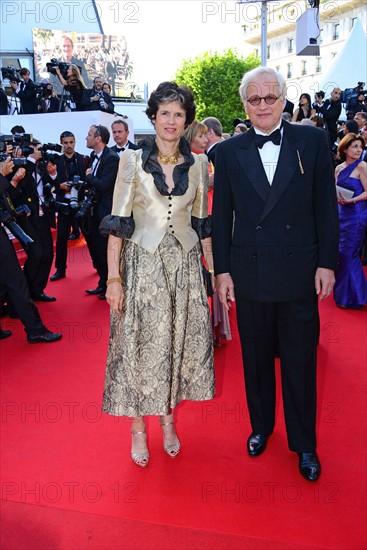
[158,148,180,165]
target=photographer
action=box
[48,131,89,281]
[80,76,114,113]
[10,68,37,115]
[83,125,119,297]
[318,87,342,149]
[0,157,62,343]
[0,78,9,115]
[7,140,57,302]
[37,83,60,113]
[312,90,325,113]
[54,64,86,112]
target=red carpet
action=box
[1,245,366,549]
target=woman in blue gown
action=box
[334,133,367,308]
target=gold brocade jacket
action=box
[100,137,210,254]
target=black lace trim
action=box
[192,215,212,239]
[139,135,194,196]
[99,214,135,238]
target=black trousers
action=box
[235,295,319,452]
[0,228,46,336]
[83,215,108,289]
[20,216,54,296]
[54,210,79,270]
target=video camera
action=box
[340,82,367,119]
[0,192,33,249]
[1,65,21,84]
[46,59,71,79]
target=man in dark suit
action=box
[80,77,114,114]
[0,79,9,115]
[10,68,37,114]
[7,144,56,302]
[110,119,140,155]
[48,131,89,282]
[84,125,119,298]
[202,116,222,166]
[318,87,342,149]
[0,159,61,343]
[212,67,339,482]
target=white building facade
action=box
[242,0,367,102]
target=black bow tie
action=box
[255,128,281,149]
[116,147,125,152]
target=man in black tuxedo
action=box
[110,119,140,156]
[10,68,37,114]
[80,77,114,114]
[212,67,339,482]
[202,116,222,166]
[318,87,342,149]
[0,79,9,115]
[7,144,56,302]
[48,131,89,282]
[84,125,119,298]
[0,159,61,343]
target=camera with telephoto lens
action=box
[36,82,53,98]
[68,176,85,210]
[75,186,100,223]
[46,59,71,79]
[0,134,35,157]
[1,65,21,83]
[0,153,27,167]
[42,183,69,214]
[0,192,33,249]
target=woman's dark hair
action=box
[145,81,196,126]
[338,133,365,161]
[296,93,312,120]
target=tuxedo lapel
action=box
[234,128,271,203]
[258,122,305,223]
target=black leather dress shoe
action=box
[27,331,62,344]
[32,292,57,302]
[85,286,105,295]
[247,433,269,457]
[50,270,66,281]
[298,452,321,482]
[68,233,80,240]
[0,329,12,340]
[97,293,106,300]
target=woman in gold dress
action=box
[100,82,215,468]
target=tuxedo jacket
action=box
[85,147,119,221]
[212,121,339,302]
[17,79,37,114]
[110,140,140,153]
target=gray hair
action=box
[239,67,287,102]
[202,117,222,137]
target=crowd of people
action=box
[1,68,366,483]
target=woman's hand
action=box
[337,192,354,205]
[106,282,124,314]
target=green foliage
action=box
[175,49,259,132]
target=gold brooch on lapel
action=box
[296,150,304,175]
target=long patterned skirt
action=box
[102,233,215,416]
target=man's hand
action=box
[85,167,93,176]
[315,267,335,300]
[216,273,235,311]
[10,167,26,186]
[60,181,71,192]
[0,157,14,176]
[28,145,42,162]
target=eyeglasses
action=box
[246,94,279,106]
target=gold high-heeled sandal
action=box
[160,420,181,458]
[131,430,149,468]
